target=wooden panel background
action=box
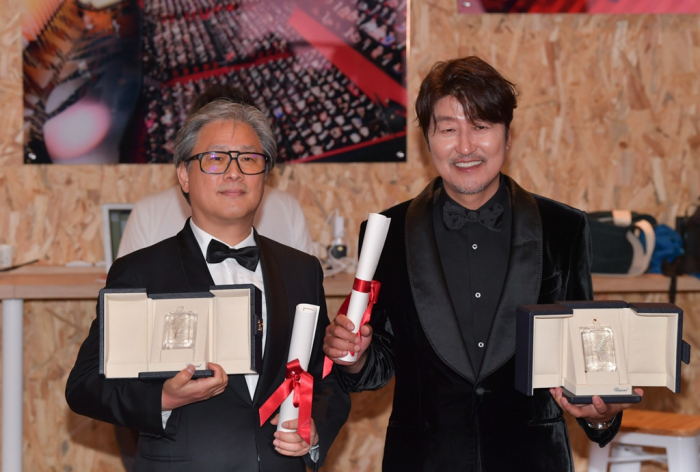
[1,0,700,468]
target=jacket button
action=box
[475,387,485,396]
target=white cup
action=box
[0,245,14,269]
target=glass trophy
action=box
[163,306,198,350]
[581,325,616,372]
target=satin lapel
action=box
[252,234,291,407]
[406,179,475,382]
[478,176,542,380]
[177,219,215,292]
[175,219,255,405]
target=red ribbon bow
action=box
[322,279,381,378]
[259,359,314,445]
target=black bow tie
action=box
[205,239,260,271]
[443,200,504,232]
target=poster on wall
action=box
[459,0,700,14]
[22,0,407,165]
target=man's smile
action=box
[453,160,484,169]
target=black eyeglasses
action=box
[185,151,269,175]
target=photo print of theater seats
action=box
[23,0,407,165]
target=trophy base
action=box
[561,387,642,404]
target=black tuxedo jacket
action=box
[66,221,350,471]
[336,176,620,472]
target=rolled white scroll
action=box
[339,212,391,363]
[277,304,320,434]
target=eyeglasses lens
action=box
[237,153,266,174]
[201,152,228,174]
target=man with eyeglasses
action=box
[117,84,314,260]
[66,101,350,471]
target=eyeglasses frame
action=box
[184,150,270,175]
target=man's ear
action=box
[176,163,190,194]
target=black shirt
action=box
[433,175,512,374]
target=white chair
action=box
[588,409,700,472]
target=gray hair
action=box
[173,99,277,173]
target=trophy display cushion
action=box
[99,284,263,379]
[515,300,690,403]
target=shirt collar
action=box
[189,218,256,261]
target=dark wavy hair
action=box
[416,56,518,146]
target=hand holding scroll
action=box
[259,304,319,445]
[271,414,319,457]
[323,314,373,374]
[161,362,228,411]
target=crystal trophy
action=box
[163,306,198,350]
[581,322,616,372]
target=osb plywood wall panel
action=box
[4,11,700,265]
[2,0,700,468]
[23,300,125,472]
[410,6,700,223]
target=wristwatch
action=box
[586,419,615,430]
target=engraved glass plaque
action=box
[581,326,617,372]
[163,306,198,350]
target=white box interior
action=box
[103,292,150,378]
[531,307,679,395]
[210,288,257,374]
[103,288,256,378]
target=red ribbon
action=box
[259,359,314,445]
[322,279,381,378]
[353,278,372,293]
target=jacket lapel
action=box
[175,219,257,405]
[252,234,291,407]
[478,176,542,380]
[406,179,476,383]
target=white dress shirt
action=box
[189,219,267,398]
[162,219,267,427]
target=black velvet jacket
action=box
[66,222,350,472]
[337,176,621,472]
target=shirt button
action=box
[472,244,478,250]
[478,342,485,348]
[475,292,481,298]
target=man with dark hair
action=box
[67,101,350,471]
[323,56,641,471]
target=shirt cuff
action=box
[161,410,172,429]
[309,443,320,462]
